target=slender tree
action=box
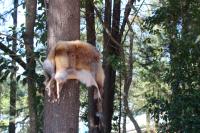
[9,0,18,132]
[43,0,80,132]
[102,0,112,132]
[85,0,102,132]
[102,0,122,132]
[123,30,141,133]
[24,0,37,132]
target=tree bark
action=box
[102,0,113,132]
[85,0,96,45]
[9,1,18,132]
[88,87,101,133]
[85,0,102,132]
[24,0,37,133]
[103,0,121,132]
[43,0,80,132]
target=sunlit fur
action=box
[43,40,105,101]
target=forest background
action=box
[0,0,200,133]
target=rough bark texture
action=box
[47,0,80,47]
[9,0,18,132]
[44,81,80,133]
[85,0,102,132]
[44,0,80,132]
[24,0,37,132]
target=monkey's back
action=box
[55,40,101,71]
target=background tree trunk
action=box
[103,0,121,132]
[9,0,18,132]
[123,32,141,133]
[85,0,96,45]
[24,0,37,132]
[122,113,126,133]
[85,0,102,132]
[43,0,80,132]
[146,111,151,133]
[102,0,112,132]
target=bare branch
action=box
[16,115,29,125]
[123,22,142,133]
[0,32,43,68]
[94,6,122,51]
[0,42,26,69]
[122,0,145,44]
[0,2,24,19]
[0,32,24,44]
[120,0,136,38]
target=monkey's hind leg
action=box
[56,80,65,100]
[54,70,67,101]
[45,78,55,97]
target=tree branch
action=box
[94,6,122,49]
[0,42,26,69]
[0,2,24,19]
[121,0,145,44]
[94,0,136,54]
[123,25,142,133]
[16,115,29,125]
[0,32,24,44]
[120,0,136,38]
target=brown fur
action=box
[55,41,100,71]
[43,40,105,102]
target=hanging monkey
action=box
[43,40,105,101]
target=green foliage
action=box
[144,0,200,132]
[79,85,89,125]
[0,0,199,132]
[0,81,28,132]
[0,0,47,132]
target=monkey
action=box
[43,40,105,101]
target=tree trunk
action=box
[85,0,96,45]
[146,111,151,133]
[43,0,80,132]
[85,0,102,132]
[9,1,18,132]
[102,0,113,132]
[88,87,101,133]
[123,32,141,133]
[24,0,37,133]
[122,112,126,133]
[118,74,122,133]
[103,0,121,132]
